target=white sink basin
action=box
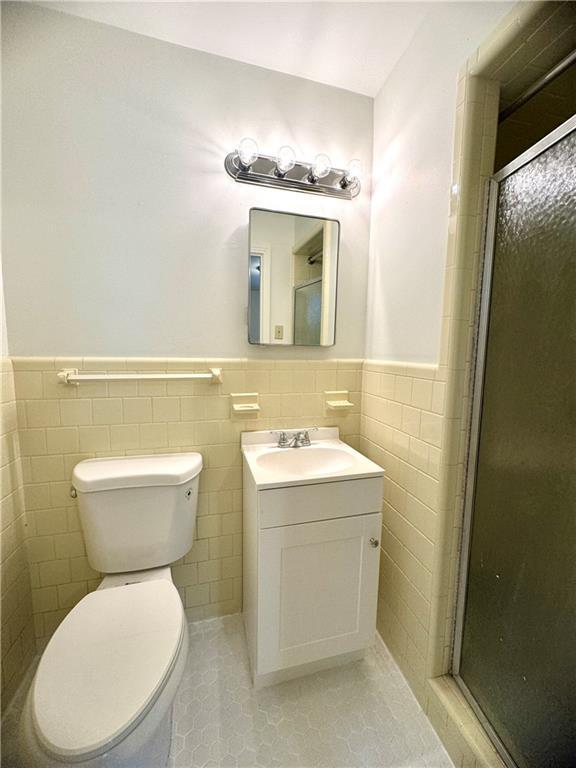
[241,428,384,489]
[255,445,356,479]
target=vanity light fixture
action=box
[340,159,362,189]
[308,153,332,183]
[225,140,361,199]
[237,137,259,170]
[275,145,296,177]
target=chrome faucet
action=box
[289,431,310,448]
[275,431,290,448]
[270,428,317,448]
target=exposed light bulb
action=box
[237,137,259,170]
[341,158,362,188]
[309,153,331,182]
[275,145,296,177]
[348,159,362,182]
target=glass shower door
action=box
[454,118,576,768]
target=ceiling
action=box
[37,2,515,97]
[37,1,431,96]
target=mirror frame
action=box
[248,207,341,347]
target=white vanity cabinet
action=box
[242,428,384,688]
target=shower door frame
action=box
[452,113,576,768]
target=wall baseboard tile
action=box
[426,677,505,768]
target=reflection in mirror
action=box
[248,209,339,346]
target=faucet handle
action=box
[303,427,318,446]
[272,431,289,448]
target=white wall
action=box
[365,2,513,363]
[2,3,372,358]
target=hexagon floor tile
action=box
[167,616,453,768]
[1,614,454,768]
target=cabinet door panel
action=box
[258,513,381,673]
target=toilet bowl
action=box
[19,453,202,767]
[20,572,188,767]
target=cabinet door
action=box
[258,512,381,674]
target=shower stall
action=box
[453,116,576,768]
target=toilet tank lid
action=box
[72,452,202,492]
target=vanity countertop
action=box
[241,427,384,490]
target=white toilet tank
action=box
[72,453,202,573]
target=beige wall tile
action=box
[39,559,71,587]
[210,579,234,603]
[123,398,152,423]
[412,379,433,411]
[69,556,99,582]
[60,400,92,426]
[54,532,85,559]
[31,455,65,483]
[420,412,443,448]
[172,563,198,588]
[57,581,88,609]
[139,423,168,448]
[50,482,74,507]
[8,356,364,651]
[32,507,68,537]
[17,428,47,457]
[185,584,210,608]
[46,427,79,454]
[24,483,51,511]
[26,400,60,428]
[394,376,413,405]
[110,424,140,450]
[152,397,180,422]
[431,381,446,415]
[401,405,421,438]
[14,372,43,399]
[92,398,123,425]
[78,426,111,452]
[32,586,59,613]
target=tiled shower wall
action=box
[360,360,446,704]
[11,357,361,649]
[0,359,35,703]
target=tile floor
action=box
[2,615,453,768]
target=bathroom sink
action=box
[241,427,384,489]
[255,445,356,479]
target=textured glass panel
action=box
[460,129,576,768]
[294,280,322,345]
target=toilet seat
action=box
[32,579,185,763]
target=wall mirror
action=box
[248,208,340,346]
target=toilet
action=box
[19,452,203,768]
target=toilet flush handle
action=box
[70,486,77,499]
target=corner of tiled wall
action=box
[360,359,445,707]
[413,3,565,767]
[1,358,36,709]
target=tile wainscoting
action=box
[360,360,445,704]
[0,359,35,704]
[9,357,362,656]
